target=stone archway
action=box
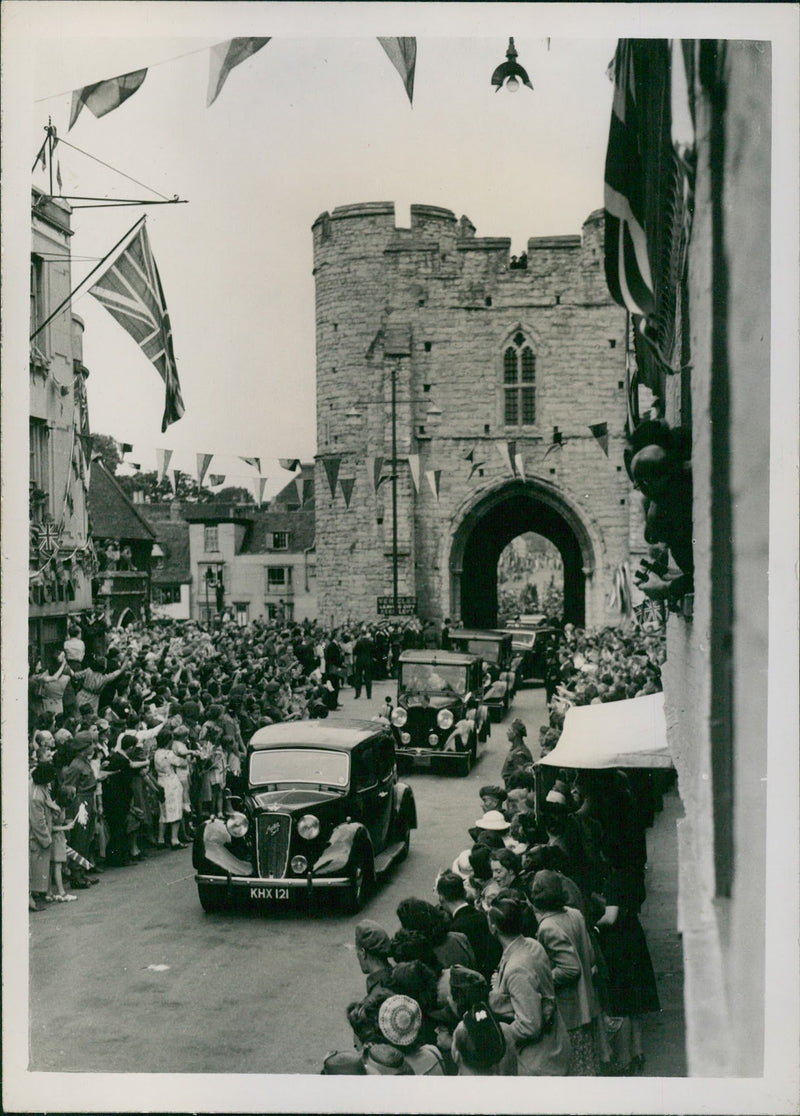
[449,479,596,628]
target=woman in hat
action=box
[153,728,188,849]
[396,898,476,970]
[29,762,58,909]
[487,896,572,1076]
[377,994,446,1075]
[530,869,602,1075]
[469,809,511,852]
[445,965,517,1076]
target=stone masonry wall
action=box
[313,203,633,626]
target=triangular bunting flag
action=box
[156,448,173,481]
[89,217,184,432]
[69,69,148,130]
[425,470,442,503]
[130,462,141,471]
[196,453,213,485]
[408,454,421,493]
[207,38,271,107]
[120,443,133,455]
[369,456,385,492]
[468,459,485,481]
[294,475,305,506]
[280,458,301,472]
[589,422,610,456]
[254,476,268,507]
[240,457,261,473]
[323,456,342,498]
[377,37,417,104]
[496,441,515,476]
[515,454,526,481]
[464,447,476,463]
[340,477,356,509]
[376,473,396,492]
[170,469,180,494]
[208,474,225,486]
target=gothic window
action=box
[503,332,536,426]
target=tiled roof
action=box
[147,519,192,585]
[88,464,156,543]
[240,508,316,554]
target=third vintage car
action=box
[193,719,416,914]
[446,629,517,721]
[390,649,491,776]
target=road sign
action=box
[377,596,417,616]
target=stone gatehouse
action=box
[312,202,640,628]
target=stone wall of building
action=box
[313,202,635,627]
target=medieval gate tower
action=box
[312,202,639,628]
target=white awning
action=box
[536,692,673,769]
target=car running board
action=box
[374,841,407,876]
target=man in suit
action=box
[436,869,501,981]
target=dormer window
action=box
[272,531,289,550]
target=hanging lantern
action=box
[491,38,533,93]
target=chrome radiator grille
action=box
[255,813,291,878]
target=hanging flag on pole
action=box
[425,470,442,503]
[340,477,356,509]
[589,422,610,456]
[279,458,301,472]
[240,457,261,473]
[196,453,213,485]
[69,69,148,130]
[89,217,185,432]
[377,38,417,104]
[207,38,272,107]
[323,456,342,498]
[156,448,173,481]
[407,454,421,493]
[603,41,655,320]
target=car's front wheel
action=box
[343,852,372,914]
[197,883,227,914]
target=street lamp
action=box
[491,37,533,93]
[346,383,442,615]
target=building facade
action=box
[28,189,94,666]
[87,462,156,626]
[312,202,639,629]
[185,473,317,625]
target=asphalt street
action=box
[29,678,685,1076]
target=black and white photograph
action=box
[2,2,798,1113]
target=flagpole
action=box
[29,214,146,341]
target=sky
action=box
[22,6,624,498]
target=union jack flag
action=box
[35,522,61,554]
[90,217,185,432]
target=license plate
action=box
[413,754,432,767]
[249,886,290,900]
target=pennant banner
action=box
[240,456,261,473]
[251,476,268,507]
[514,454,526,481]
[425,470,442,503]
[69,68,148,130]
[156,448,173,481]
[208,474,225,487]
[340,477,356,509]
[496,441,515,476]
[407,454,421,494]
[170,469,180,494]
[279,458,301,472]
[323,456,342,498]
[376,473,396,492]
[468,458,485,481]
[589,422,610,456]
[369,456,385,492]
[377,37,417,104]
[89,217,185,432]
[207,38,271,107]
[294,475,305,506]
[196,453,214,485]
[604,41,655,319]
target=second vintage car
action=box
[390,650,490,776]
[447,629,517,721]
[193,719,416,914]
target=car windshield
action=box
[249,748,349,789]
[399,663,468,695]
[454,638,501,663]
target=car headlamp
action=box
[437,708,454,730]
[391,707,408,727]
[297,814,321,840]
[225,812,249,838]
[400,732,411,744]
[291,855,309,874]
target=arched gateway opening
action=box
[449,480,594,629]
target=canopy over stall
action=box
[537,692,673,770]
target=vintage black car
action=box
[446,629,516,720]
[193,720,416,914]
[502,622,558,684]
[390,650,490,776]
